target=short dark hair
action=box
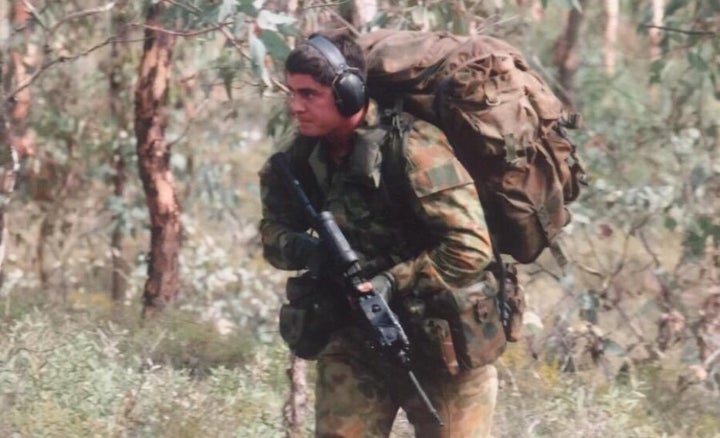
[284,29,366,86]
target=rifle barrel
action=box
[408,370,444,427]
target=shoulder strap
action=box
[286,135,326,211]
[378,110,434,258]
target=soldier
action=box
[259,30,506,437]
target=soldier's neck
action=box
[326,139,352,165]
[324,112,364,165]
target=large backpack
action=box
[359,30,587,264]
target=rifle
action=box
[270,152,444,427]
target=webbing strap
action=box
[503,133,519,164]
[535,204,552,238]
[549,240,568,269]
[377,103,425,260]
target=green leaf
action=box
[236,0,258,17]
[710,72,720,100]
[450,6,468,35]
[602,339,626,357]
[541,0,549,8]
[577,290,599,324]
[249,32,270,86]
[687,51,709,72]
[680,339,701,364]
[218,0,236,21]
[665,0,688,18]
[664,216,678,231]
[683,215,720,257]
[649,59,665,84]
[411,6,428,27]
[214,53,240,100]
[256,9,295,31]
[367,10,389,28]
[277,23,302,38]
[689,164,707,191]
[523,311,544,336]
[259,30,291,65]
[639,299,661,315]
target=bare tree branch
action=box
[131,21,234,38]
[640,24,717,37]
[167,99,209,148]
[6,14,234,101]
[165,0,202,15]
[325,7,360,37]
[301,1,352,10]
[21,0,48,30]
[47,2,117,36]
[219,26,252,61]
[5,35,143,102]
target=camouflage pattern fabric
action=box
[259,122,504,437]
[259,122,493,296]
[315,328,497,438]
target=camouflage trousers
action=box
[315,329,498,438]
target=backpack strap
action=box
[377,104,428,259]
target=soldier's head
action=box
[284,30,368,137]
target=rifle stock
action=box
[270,152,443,427]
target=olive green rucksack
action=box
[359,30,587,264]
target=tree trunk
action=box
[603,0,619,76]
[647,0,664,100]
[283,354,308,438]
[134,3,180,317]
[648,0,664,62]
[0,73,18,278]
[552,1,587,108]
[8,1,34,159]
[0,1,31,277]
[109,0,132,302]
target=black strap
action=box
[489,234,512,334]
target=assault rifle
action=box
[270,152,443,427]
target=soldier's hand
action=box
[363,272,395,303]
[289,233,328,276]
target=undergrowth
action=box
[1,291,718,437]
[0,294,288,438]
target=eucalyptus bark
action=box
[134,3,180,316]
[603,0,619,76]
[648,0,664,62]
[8,1,34,159]
[109,0,132,302]
[0,1,31,276]
[552,1,587,108]
[0,70,18,277]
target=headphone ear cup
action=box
[333,73,367,117]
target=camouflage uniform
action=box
[260,121,503,437]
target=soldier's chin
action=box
[298,124,320,137]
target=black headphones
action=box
[306,34,367,117]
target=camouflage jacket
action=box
[259,121,493,297]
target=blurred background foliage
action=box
[1,0,719,436]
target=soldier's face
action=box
[285,73,345,137]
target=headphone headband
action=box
[307,34,351,77]
[304,34,367,117]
